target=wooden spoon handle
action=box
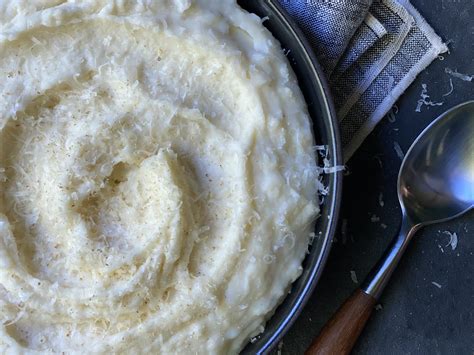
[305,289,377,355]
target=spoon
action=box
[306,101,474,355]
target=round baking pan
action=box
[236,0,343,353]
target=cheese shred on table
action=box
[0,0,320,353]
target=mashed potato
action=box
[0,0,320,353]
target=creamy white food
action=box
[0,0,320,353]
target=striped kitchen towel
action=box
[279,0,447,160]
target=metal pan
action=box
[236,0,343,353]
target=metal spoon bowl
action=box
[307,101,474,355]
[364,100,474,299]
[399,101,474,224]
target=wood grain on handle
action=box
[305,289,377,355]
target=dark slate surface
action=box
[274,1,474,354]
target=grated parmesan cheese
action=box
[350,270,358,284]
[442,78,454,97]
[393,141,405,160]
[370,214,380,223]
[443,231,458,251]
[415,83,444,113]
[378,192,384,207]
[445,67,473,82]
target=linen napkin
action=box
[278,0,447,161]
